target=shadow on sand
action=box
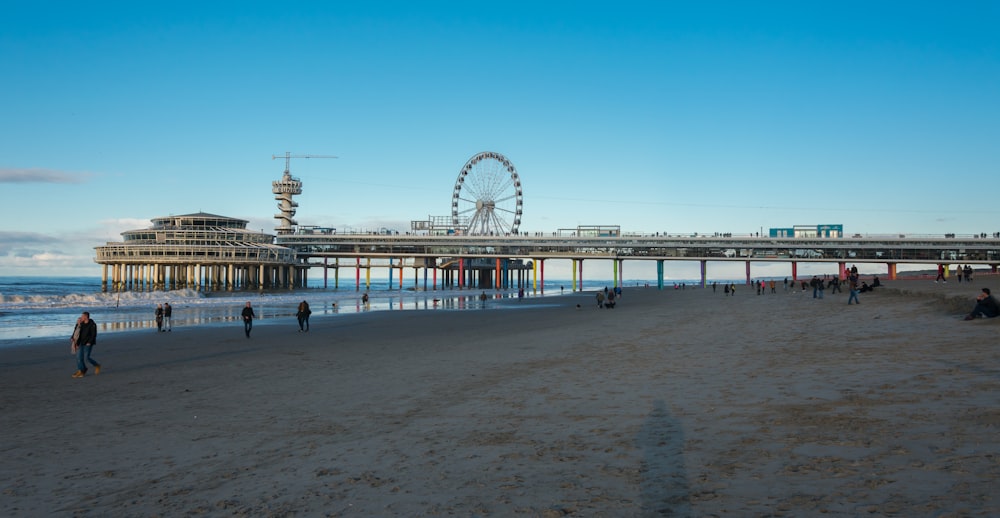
[637,399,691,516]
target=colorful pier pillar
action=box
[577,259,583,291]
[532,259,538,292]
[458,257,464,288]
[745,261,752,285]
[656,260,664,290]
[791,262,798,282]
[365,258,371,290]
[571,259,577,291]
[700,260,707,287]
[838,262,846,280]
[887,263,897,280]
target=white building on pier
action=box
[94,212,299,292]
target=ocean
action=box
[0,276,712,347]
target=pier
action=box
[94,152,1000,293]
[277,232,1000,291]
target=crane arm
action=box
[272,152,338,174]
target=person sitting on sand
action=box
[964,288,999,320]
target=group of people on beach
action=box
[595,286,621,308]
[67,277,998,379]
[710,265,885,306]
[953,265,974,283]
[237,299,313,338]
[153,302,172,332]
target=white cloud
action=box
[0,168,91,184]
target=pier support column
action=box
[700,260,707,287]
[366,258,371,290]
[355,257,361,290]
[887,263,897,280]
[657,260,664,290]
[495,258,501,290]
[745,261,752,285]
[532,259,538,292]
[540,259,546,293]
[618,259,624,289]
[571,259,578,291]
[791,262,798,282]
[838,262,846,280]
[458,257,464,289]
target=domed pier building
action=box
[94,213,298,292]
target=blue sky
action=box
[2,1,998,279]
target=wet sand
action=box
[2,278,998,516]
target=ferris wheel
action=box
[451,151,523,235]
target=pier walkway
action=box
[276,232,1000,290]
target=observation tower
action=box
[271,152,337,235]
[272,153,303,235]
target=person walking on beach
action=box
[241,301,256,338]
[155,303,164,332]
[596,290,605,308]
[163,302,172,332]
[935,264,946,283]
[296,300,311,332]
[361,292,370,308]
[847,276,860,305]
[72,311,100,378]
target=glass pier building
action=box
[94,212,298,292]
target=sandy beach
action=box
[2,278,999,516]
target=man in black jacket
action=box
[964,288,1000,320]
[72,311,101,378]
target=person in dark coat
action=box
[965,288,1000,320]
[241,302,256,338]
[72,311,101,378]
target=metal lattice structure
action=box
[451,151,523,235]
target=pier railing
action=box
[275,234,1000,265]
